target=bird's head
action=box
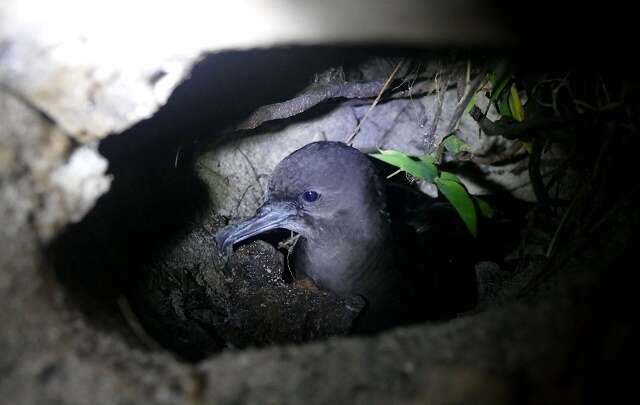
[216,141,387,251]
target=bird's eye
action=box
[302,190,319,202]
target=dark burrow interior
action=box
[46,46,637,364]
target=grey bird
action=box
[216,141,476,331]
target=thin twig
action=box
[236,147,264,196]
[174,144,183,169]
[233,185,253,219]
[391,61,420,92]
[346,60,404,146]
[425,70,447,151]
[278,232,301,281]
[386,168,403,179]
[446,65,489,135]
[435,66,488,163]
[407,63,426,127]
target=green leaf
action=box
[474,196,494,218]
[442,135,469,154]
[439,171,460,182]
[435,178,477,237]
[508,84,525,122]
[406,159,438,182]
[370,150,437,182]
[497,92,512,118]
[489,68,514,118]
[369,149,409,167]
[490,72,512,103]
[463,93,478,115]
[417,153,436,165]
[414,154,438,181]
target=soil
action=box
[130,209,365,360]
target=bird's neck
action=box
[294,209,393,299]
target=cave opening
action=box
[47,46,610,363]
[3,1,640,402]
[50,47,397,359]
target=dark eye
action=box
[302,190,319,202]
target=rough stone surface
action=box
[0,1,510,141]
[197,83,563,219]
[0,90,110,241]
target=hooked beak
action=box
[216,200,300,251]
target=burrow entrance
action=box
[49,47,540,361]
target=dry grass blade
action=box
[346,60,404,146]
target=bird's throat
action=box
[293,217,392,299]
